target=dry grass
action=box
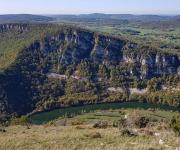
[0,125,179,150]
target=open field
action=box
[84,25,180,56]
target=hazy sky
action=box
[0,0,180,15]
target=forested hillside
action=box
[0,24,179,123]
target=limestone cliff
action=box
[0,24,179,117]
[24,28,180,78]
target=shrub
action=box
[85,132,102,138]
[55,119,67,126]
[134,116,150,128]
[118,111,125,115]
[141,129,154,136]
[170,115,180,136]
[113,120,119,127]
[11,116,31,127]
[121,129,136,137]
[0,128,6,132]
[148,78,162,92]
[91,132,101,138]
[0,114,10,126]
[118,117,128,129]
[71,119,85,126]
[148,148,156,150]
[75,125,85,129]
[93,121,108,129]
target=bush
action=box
[55,119,67,126]
[121,129,136,137]
[71,119,85,125]
[11,116,31,127]
[0,128,6,132]
[148,78,162,92]
[85,132,102,138]
[93,121,108,129]
[118,117,128,129]
[113,120,119,127]
[0,114,10,126]
[134,116,150,128]
[140,129,154,136]
[75,125,85,129]
[170,116,180,136]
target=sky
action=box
[0,0,180,15]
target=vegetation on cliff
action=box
[0,23,179,122]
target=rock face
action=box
[25,28,180,78]
[0,24,29,32]
[0,25,180,117]
[38,30,125,66]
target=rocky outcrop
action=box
[24,28,180,78]
[0,24,29,32]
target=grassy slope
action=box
[1,109,180,150]
[0,125,176,150]
[0,24,65,71]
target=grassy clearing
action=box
[91,25,180,47]
[0,24,70,70]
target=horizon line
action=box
[0,13,180,16]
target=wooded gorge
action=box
[0,24,180,123]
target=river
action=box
[31,102,180,124]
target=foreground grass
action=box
[0,124,179,150]
[1,108,180,150]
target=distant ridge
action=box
[0,13,179,24]
[52,13,180,21]
[0,14,54,23]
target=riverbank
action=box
[31,102,180,124]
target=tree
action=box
[98,64,109,79]
[148,78,162,92]
[76,60,92,79]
